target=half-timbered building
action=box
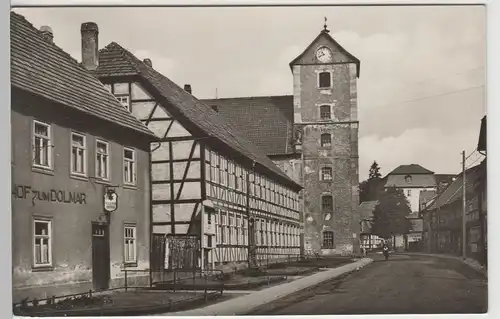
[80,23,303,270]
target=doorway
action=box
[91,223,110,290]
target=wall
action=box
[11,91,151,302]
[292,41,359,256]
[104,81,202,239]
[400,187,436,213]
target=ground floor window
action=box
[322,231,334,248]
[33,219,52,267]
[124,225,137,263]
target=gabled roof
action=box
[289,29,360,78]
[427,164,482,211]
[94,42,302,190]
[387,164,435,175]
[10,12,156,139]
[201,95,294,155]
[384,174,436,188]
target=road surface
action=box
[250,253,487,315]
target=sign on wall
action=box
[104,189,118,212]
[12,184,87,206]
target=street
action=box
[250,254,487,315]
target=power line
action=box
[403,67,484,88]
[365,85,485,109]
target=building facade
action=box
[11,13,157,302]
[83,24,303,270]
[203,25,361,256]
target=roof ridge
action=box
[202,95,293,101]
[11,11,82,67]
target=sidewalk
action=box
[395,252,487,278]
[165,257,373,316]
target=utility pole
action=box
[462,150,467,259]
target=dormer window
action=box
[115,94,131,112]
[318,72,331,88]
[320,105,331,120]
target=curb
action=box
[166,258,373,316]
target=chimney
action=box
[81,22,99,71]
[143,58,152,67]
[40,26,53,43]
[184,84,192,94]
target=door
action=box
[92,223,110,290]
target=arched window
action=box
[320,105,331,120]
[320,133,332,147]
[322,231,334,248]
[321,167,333,181]
[318,72,331,88]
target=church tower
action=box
[290,20,360,255]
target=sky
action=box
[13,5,487,181]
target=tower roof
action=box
[289,25,360,77]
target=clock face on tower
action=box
[316,47,332,63]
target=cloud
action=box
[359,127,481,181]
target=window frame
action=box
[322,231,334,248]
[95,139,110,181]
[32,120,52,169]
[319,105,332,121]
[123,147,137,186]
[318,71,332,89]
[322,195,333,212]
[33,218,52,268]
[321,167,333,181]
[124,224,137,264]
[70,131,87,177]
[320,133,332,147]
[115,94,131,112]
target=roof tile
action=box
[10,12,155,138]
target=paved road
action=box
[250,253,487,315]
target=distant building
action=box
[11,12,157,302]
[357,201,383,250]
[383,164,455,252]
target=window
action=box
[321,133,332,147]
[33,121,51,168]
[320,105,331,120]
[116,94,131,111]
[71,132,86,175]
[33,219,52,267]
[322,195,333,211]
[322,231,334,248]
[318,72,331,88]
[407,190,411,197]
[321,167,333,181]
[124,148,136,185]
[96,140,110,180]
[124,225,137,263]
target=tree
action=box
[371,187,412,239]
[359,161,384,203]
[368,161,382,180]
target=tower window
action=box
[322,231,334,248]
[321,167,333,181]
[318,72,331,88]
[320,133,332,147]
[320,105,331,120]
[322,195,333,211]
